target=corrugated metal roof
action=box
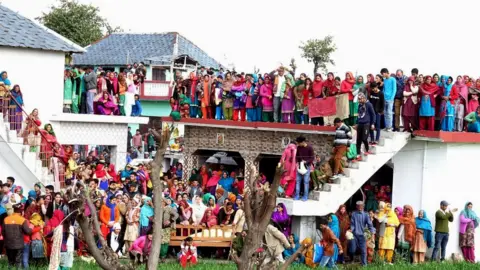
[0,4,84,53]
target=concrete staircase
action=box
[0,113,51,188]
[278,131,411,216]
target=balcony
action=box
[139,80,172,101]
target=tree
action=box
[36,0,120,47]
[104,22,124,35]
[289,58,297,77]
[232,166,310,270]
[299,36,337,76]
[62,120,171,270]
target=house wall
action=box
[0,47,65,123]
[128,100,171,131]
[393,140,480,261]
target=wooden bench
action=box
[169,225,234,247]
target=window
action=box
[152,68,167,81]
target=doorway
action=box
[258,154,281,184]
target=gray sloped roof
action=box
[0,4,84,53]
[72,33,221,68]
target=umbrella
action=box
[206,152,238,166]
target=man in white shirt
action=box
[272,67,286,123]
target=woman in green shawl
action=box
[71,69,81,114]
[189,168,200,184]
[350,76,365,125]
[293,74,306,124]
[202,193,215,208]
[63,69,73,113]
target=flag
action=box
[308,97,336,117]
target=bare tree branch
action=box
[279,243,309,270]
[147,122,172,270]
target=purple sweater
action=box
[459,214,473,234]
[296,144,314,166]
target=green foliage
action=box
[36,0,120,47]
[299,35,337,75]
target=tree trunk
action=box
[236,166,286,269]
[313,62,319,76]
[146,122,172,270]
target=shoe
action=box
[365,151,373,155]
[294,196,300,200]
[331,175,339,180]
[371,141,378,145]
[301,196,308,202]
[356,155,362,161]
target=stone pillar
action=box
[183,149,198,182]
[291,216,318,242]
[111,144,127,170]
[240,151,259,181]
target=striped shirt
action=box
[334,124,352,146]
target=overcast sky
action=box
[2,0,477,78]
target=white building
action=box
[0,4,148,189]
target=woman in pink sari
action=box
[279,142,297,198]
[260,75,274,122]
[96,91,119,115]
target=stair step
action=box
[369,145,377,154]
[348,161,360,169]
[381,131,395,139]
[308,190,321,201]
[377,137,386,146]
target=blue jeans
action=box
[215,106,223,120]
[295,166,310,200]
[87,90,96,114]
[349,234,367,266]
[384,100,394,129]
[319,255,337,269]
[273,97,282,123]
[432,232,449,261]
[369,112,381,141]
[23,243,30,269]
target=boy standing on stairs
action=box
[356,93,376,161]
[294,136,314,201]
[331,118,352,180]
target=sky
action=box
[2,0,478,78]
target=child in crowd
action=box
[179,236,197,268]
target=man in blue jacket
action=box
[381,68,397,131]
[356,93,376,161]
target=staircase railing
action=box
[1,90,66,186]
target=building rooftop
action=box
[0,4,84,53]
[160,117,336,135]
[73,32,221,68]
[413,130,480,143]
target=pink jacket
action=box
[129,235,151,254]
[459,214,474,234]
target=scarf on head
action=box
[140,197,154,227]
[460,202,479,228]
[343,72,356,86]
[455,78,469,101]
[48,210,65,228]
[400,205,416,243]
[353,77,365,90]
[328,214,340,238]
[30,213,44,227]
[312,77,323,98]
[395,206,404,219]
[271,203,289,223]
[106,196,117,223]
[0,71,11,85]
[421,77,439,94]
[415,210,432,245]
[44,124,56,137]
[294,79,305,88]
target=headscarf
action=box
[202,193,215,206]
[460,202,479,228]
[455,77,469,102]
[48,210,65,228]
[395,206,404,219]
[105,196,117,224]
[30,213,44,227]
[28,190,37,202]
[0,71,11,86]
[283,234,301,259]
[343,72,356,87]
[44,124,56,137]
[329,214,340,238]
[312,74,323,98]
[415,210,433,247]
[95,163,107,178]
[189,168,199,182]
[400,205,416,244]
[271,203,289,223]
[140,197,154,227]
[353,76,365,90]
[421,76,439,94]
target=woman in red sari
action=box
[44,210,65,257]
[199,165,209,190]
[40,124,57,167]
[335,205,350,263]
[323,73,338,126]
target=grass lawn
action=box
[2,258,479,269]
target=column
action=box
[291,216,318,242]
[182,149,197,182]
[239,151,259,182]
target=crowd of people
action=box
[62,64,145,116]
[169,66,480,134]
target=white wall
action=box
[0,47,65,123]
[393,140,480,261]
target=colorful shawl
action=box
[415,210,433,247]
[271,203,290,223]
[140,197,154,227]
[460,202,479,228]
[400,205,416,244]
